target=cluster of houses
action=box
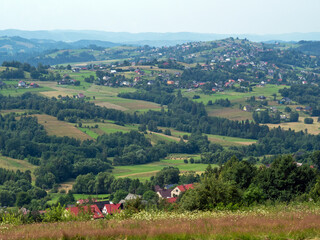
[67,199,122,220]
[58,74,78,85]
[155,183,194,203]
[18,81,39,88]
[59,184,194,220]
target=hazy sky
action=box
[1,0,319,34]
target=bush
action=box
[192,95,200,99]
[164,129,171,136]
[304,118,314,124]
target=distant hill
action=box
[1,29,320,46]
[296,41,320,56]
[0,36,119,54]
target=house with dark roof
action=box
[95,201,110,212]
[156,189,172,199]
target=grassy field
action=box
[207,106,254,121]
[0,85,54,96]
[36,80,162,112]
[48,193,110,205]
[113,154,211,181]
[0,154,37,178]
[265,116,320,135]
[183,84,286,105]
[4,204,320,239]
[33,114,92,141]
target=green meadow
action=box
[113,155,212,181]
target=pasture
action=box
[167,129,257,146]
[113,155,211,181]
[48,193,110,205]
[0,84,54,96]
[183,84,286,105]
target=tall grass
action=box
[2,202,320,239]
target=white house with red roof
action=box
[102,203,123,215]
[18,81,27,87]
[171,184,194,197]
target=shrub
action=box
[304,118,314,124]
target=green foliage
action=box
[309,177,320,201]
[243,185,266,205]
[15,192,31,207]
[43,203,71,222]
[143,190,159,203]
[304,118,314,124]
[57,191,75,206]
[180,175,241,211]
[0,190,15,206]
[153,166,180,187]
[164,129,171,136]
[112,190,128,203]
[254,155,316,201]
[220,156,256,189]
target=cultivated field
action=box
[266,116,320,135]
[33,114,92,141]
[207,107,253,121]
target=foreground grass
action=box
[3,204,320,239]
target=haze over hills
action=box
[0,36,120,53]
[2,29,320,46]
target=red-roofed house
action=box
[171,184,194,197]
[67,205,104,219]
[102,203,123,215]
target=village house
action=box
[29,82,39,88]
[77,93,85,99]
[102,203,123,215]
[279,97,291,104]
[258,95,266,100]
[243,105,253,112]
[171,184,194,198]
[154,185,172,199]
[18,81,27,87]
[67,205,104,219]
[119,193,142,204]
